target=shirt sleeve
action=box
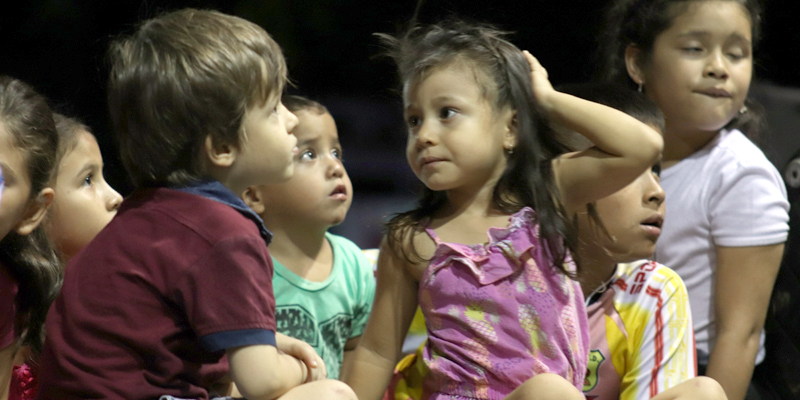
[620,264,697,400]
[350,249,376,339]
[175,235,277,352]
[710,159,789,247]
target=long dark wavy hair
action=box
[597,0,765,141]
[379,20,578,277]
[0,76,62,356]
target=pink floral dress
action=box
[419,207,588,400]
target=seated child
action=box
[242,95,375,380]
[0,77,61,400]
[386,84,727,400]
[560,84,724,400]
[46,113,123,261]
[36,9,356,400]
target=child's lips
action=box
[695,87,732,98]
[640,214,664,238]
[329,184,347,200]
[420,156,445,169]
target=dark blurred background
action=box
[1,0,799,248]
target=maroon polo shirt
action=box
[37,184,276,400]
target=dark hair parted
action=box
[0,76,62,355]
[282,95,329,115]
[108,8,288,188]
[598,0,764,139]
[379,20,578,277]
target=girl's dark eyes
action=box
[651,163,662,177]
[332,149,342,160]
[439,108,456,119]
[83,174,94,186]
[407,116,421,128]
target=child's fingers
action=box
[523,50,548,79]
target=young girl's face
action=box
[403,62,514,193]
[638,1,752,133]
[48,131,122,260]
[0,124,36,241]
[580,165,665,263]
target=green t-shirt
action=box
[273,233,375,379]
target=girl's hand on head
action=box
[523,50,557,113]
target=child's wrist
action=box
[297,358,310,384]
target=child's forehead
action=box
[402,60,496,105]
[294,110,339,143]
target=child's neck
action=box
[266,221,333,283]
[661,122,721,168]
[580,257,618,299]
[431,184,512,246]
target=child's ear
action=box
[624,44,646,87]
[503,109,518,152]
[241,186,266,215]
[204,135,237,168]
[15,187,54,236]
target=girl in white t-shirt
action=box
[599,1,789,400]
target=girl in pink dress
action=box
[344,20,663,400]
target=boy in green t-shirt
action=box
[242,95,375,380]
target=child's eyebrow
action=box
[76,163,102,177]
[678,30,752,45]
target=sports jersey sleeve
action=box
[619,262,696,400]
[709,155,789,247]
[175,235,277,352]
[350,249,376,339]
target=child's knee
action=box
[513,373,583,400]
[688,377,727,400]
[317,379,357,400]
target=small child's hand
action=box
[276,332,327,382]
[523,50,557,113]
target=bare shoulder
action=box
[379,226,436,282]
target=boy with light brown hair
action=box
[37,9,356,400]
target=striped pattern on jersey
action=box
[583,260,697,400]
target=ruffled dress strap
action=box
[424,227,442,245]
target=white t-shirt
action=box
[654,129,789,365]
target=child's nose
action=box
[415,121,437,148]
[326,157,344,178]
[285,108,299,134]
[107,186,123,212]
[645,176,666,206]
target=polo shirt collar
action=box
[174,179,273,244]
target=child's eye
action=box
[682,46,703,54]
[439,107,456,119]
[407,115,421,128]
[332,148,342,160]
[83,173,94,186]
[727,50,747,61]
[299,149,315,161]
[651,163,662,177]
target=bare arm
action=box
[0,345,14,400]
[706,244,784,400]
[340,335,360,378]
[227,344,312,400]
[343,239,419,400]
[522,52,663,211]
